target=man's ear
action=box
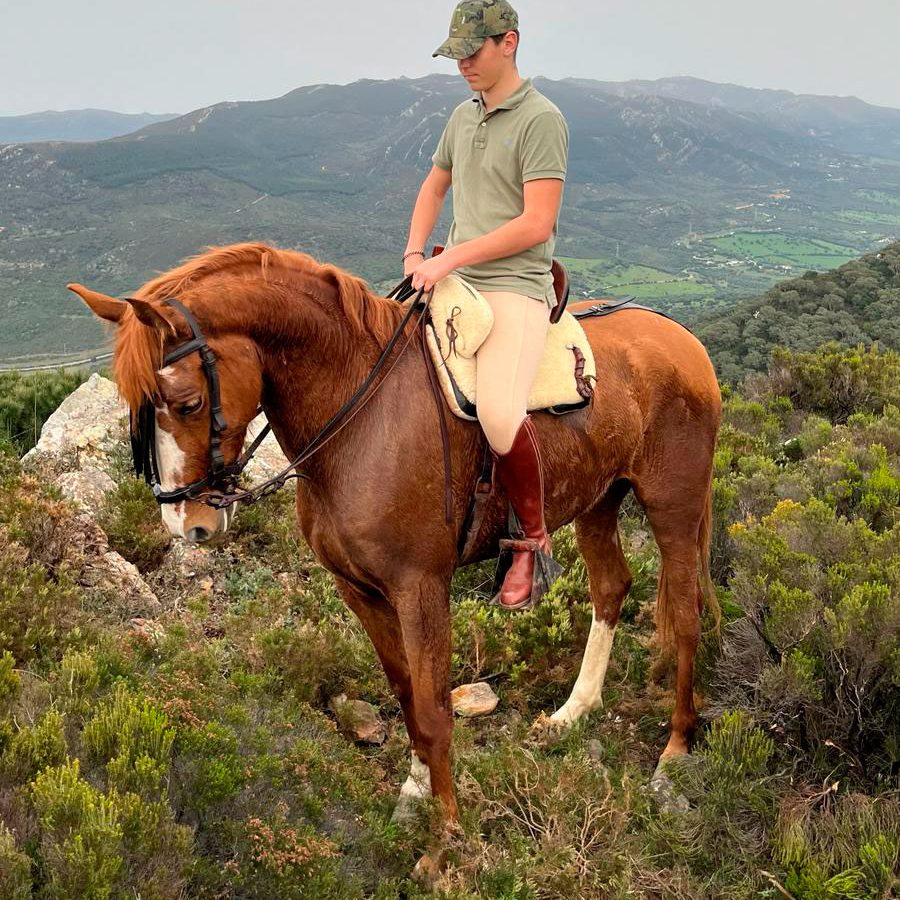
[124,297,179,333]
[67,283,127,323]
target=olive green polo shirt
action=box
[432,78,569,306]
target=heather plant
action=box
[30,757,192,900]
[57,647,101,718]
[715,499,899,780]
[0,821,32,899]
[750,343,900,423]
[636,712,778,891]
[98,477,171,572]
[0,525,80,665]
[82,683,176,798]
[775,792,899,899]
[1,708,67,782]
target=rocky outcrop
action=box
[54,467,117,512]
[23,372,128,474]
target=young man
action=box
[403,0,569,610]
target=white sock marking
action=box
[399,751,431,800]
[550,613,616,726]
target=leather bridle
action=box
[131,277,426,510]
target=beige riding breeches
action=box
[475,291,551,455]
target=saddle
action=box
[422,273,596,421]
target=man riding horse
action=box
[404,0,569,610]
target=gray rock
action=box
[55,467,117,511]
[23,373,127,469]
[329,694,386,745]
[242,412,290,482]
[72,513,159,612]
[650,761,691,814]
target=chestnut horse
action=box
[70,242,720,865]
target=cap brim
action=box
[432,36,486,59]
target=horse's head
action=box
[69,282,263,544]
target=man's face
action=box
[457,32,515,91]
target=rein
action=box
[133,276,431,510]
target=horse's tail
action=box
[656,477,720,645]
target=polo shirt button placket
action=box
[475,116,488,150]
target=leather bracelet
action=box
[402,249,426,261]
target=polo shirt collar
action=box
[472,77,534,113]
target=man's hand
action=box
[409,251,457,293]
[403,252,425,277]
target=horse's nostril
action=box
[186,526,212,543]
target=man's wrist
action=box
[402,249,426,262]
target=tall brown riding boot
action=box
[491,416,561,610]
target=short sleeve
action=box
[432,114,455,171]
[521,111,568,182]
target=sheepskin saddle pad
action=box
[422,274,596,421]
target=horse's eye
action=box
[179,398,203,416]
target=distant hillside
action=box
[0,109,180,144]
[697,241,900,382]
[2,75,900,360]
[575,76,900,160]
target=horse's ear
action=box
[67,283,127,323]
[123,297,178,333]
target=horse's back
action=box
[574,304,721,423]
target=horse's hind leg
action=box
[550,480,632,727]
[634,484,710,762]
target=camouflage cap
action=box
[433,0,519,60]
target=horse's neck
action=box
[250,277,404,465]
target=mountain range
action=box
[2,75,899,361]
[0,109,180,144]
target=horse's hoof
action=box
[526,711,569,747]
[649,760,690,814]
[412,848,446,886]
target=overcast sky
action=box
[4,0,898,116]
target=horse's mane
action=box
[114,242,402,416]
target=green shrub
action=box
[223,813,344,898]
[776,792,899,900]
[31,757,192,900]
[98,479,170,572]
[1,708,67,783]
[83,684,175,798]
[0,527,80,665]
[715,500,899,781]
[0,822,31,899]
[58,648,100,718]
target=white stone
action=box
[242,412,290,482]
[22,373,127,466]
[450,682,499,717]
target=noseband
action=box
[131,278,425,510]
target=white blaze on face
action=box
[154,404,187,538]
[550,612,616,727]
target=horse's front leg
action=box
[391,573,457,879]
[334,578,433,819]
